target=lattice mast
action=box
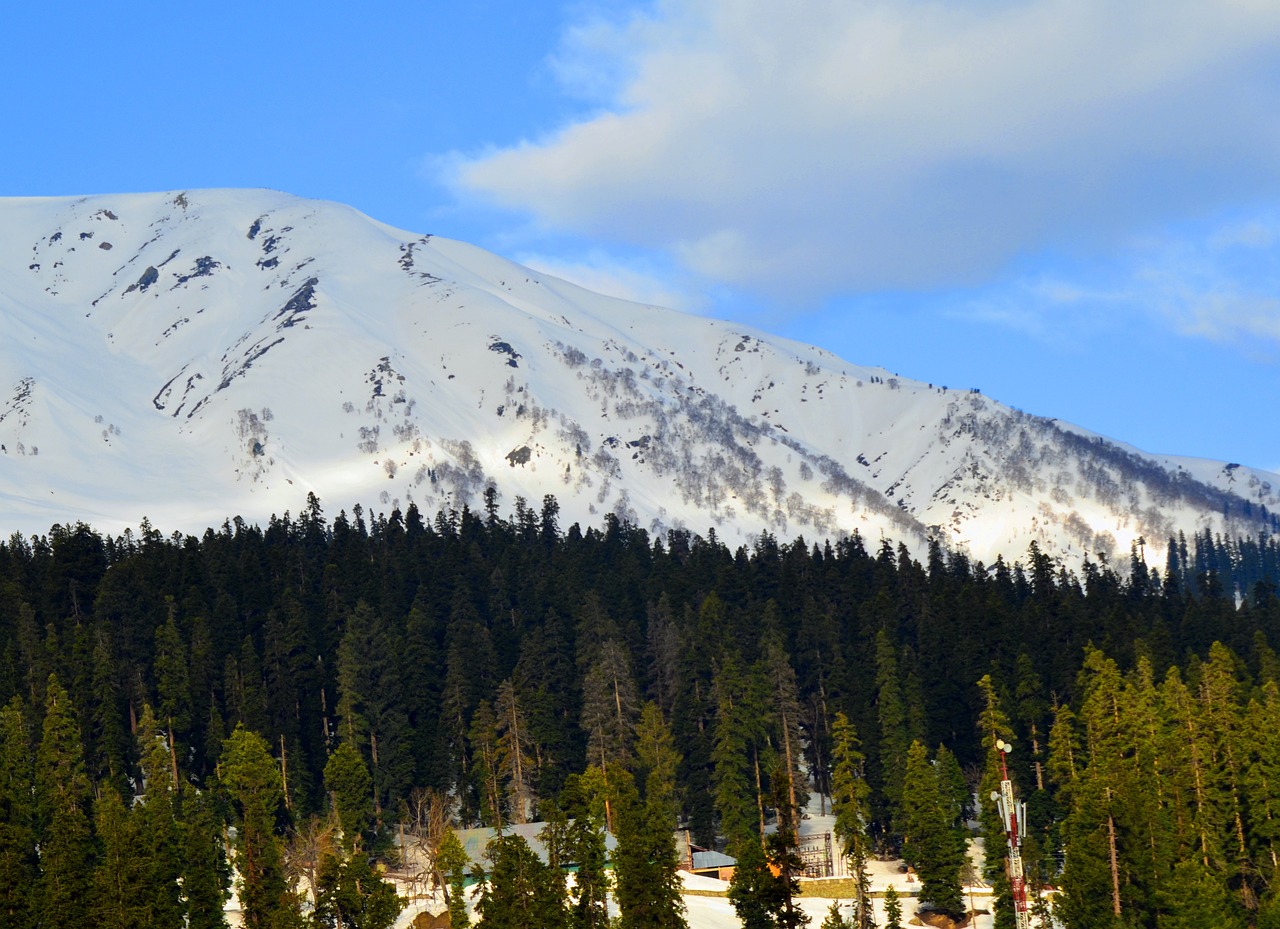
[990,740,1032,929]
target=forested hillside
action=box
[1,492,1280,927]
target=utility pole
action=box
[990,739,1032,929]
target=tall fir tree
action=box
[92,786,150,929]
[830,712,874,929]
[181,785,231,929]
[0,697,36,929]
[474,832,564,929]
[134,703,186,929]
[35,674,94,929]
[220,725,301,929]
[335,601,411,827]
[899,740,966,920]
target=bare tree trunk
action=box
[1106,788,1122,918]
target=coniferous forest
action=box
[2,490,1280,928]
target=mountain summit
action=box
[1,189,1275,567]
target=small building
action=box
[677,832,736,881]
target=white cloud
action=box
[515,249,700,311]
[447,0,1280,300]
[960,212,1280,356]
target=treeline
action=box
[0,491,1278,927]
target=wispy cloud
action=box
[515,248,702,312]
[444,0,1280,303]
[960,212,1280,357]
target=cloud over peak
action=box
[448,0,1280,300]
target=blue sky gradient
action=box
[5,0,1278,470]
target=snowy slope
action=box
[0,189,1275,569]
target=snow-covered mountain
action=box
[1,189,1275,569]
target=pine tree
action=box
[635,701,682,828]
[311,850,404,929]
[436,829,471,929]
[560,771,612,929]
[883,884,903,929]
[819,900,851,929]
[92,786,150,929]
[335,601,411,827]
[899,740,965,919]
[494,678,536,824]
[181,785,231,929]
[134,704,185,929]
[154,605,193,747]
[831,712,874,929]
[474,832,563,929]
[727,839,782,929]
[220,725,301,929]
[34,674,94,929]
[580,638,640,779]
[324,740,374,851]
[762,632,809,835]
[712,654,768,854]
[874,630,910,831]
[469,699,503,828]
[766,767,812,929]
[613,770,688,929]
[0,697,36,929]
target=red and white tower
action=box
[990,739,1032,929]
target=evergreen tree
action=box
[134,704,186,929]
[436,829,471,929]
[712,654,768,854]
[154,605,193,748]
[181,785,231,929]
[92,786,150,929]
[323,740,374,851]
[613,772,688,929]
[831,712,874,929]
[0,697,36,929]
[975,674,1017,929]
[474,832,563,929]
[220,725,301,929]
[469,699,503,828]
[560,770,612,929]
[494,678,536,824]
[762,631,809,835]
[874,630,910,832]
[335,601,411,827]
[34,674,94,929]
[580,638,640,782]
[899,740,965,920]
[634,701,682,829]
[727,839,782,929]
[883,884,903,929]
[766,768,812,929]
[819,900,851,929]
[311,850,403,929]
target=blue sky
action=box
[5,0,1279,471]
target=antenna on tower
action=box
[993,740,1032,929]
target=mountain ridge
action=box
[1,188,1275,570]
